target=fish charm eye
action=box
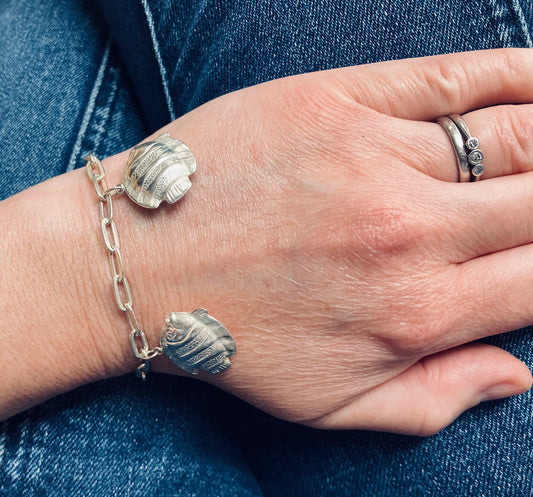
[160,309,236,375]
[123,132,196,209]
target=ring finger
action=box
[404,104,533,182]
[372,111,533,262]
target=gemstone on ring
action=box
[437,114,485,182]
[468,149,484,165]
[465,137,480,151]
[471,164,485,177]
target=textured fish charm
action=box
[160,309,236,375]
[123,132,196,209]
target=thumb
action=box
[310,343,532,435]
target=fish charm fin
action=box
[180,364,200,375]
[164,176,192,204]
[192,308,208,317]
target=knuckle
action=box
[496,47,527,86]
[357,203,430,260]
[424,48,525,114]
[384,319,435,357]
[422,57,470,111]
[411,364,449,436]
[377,277,451,358]
[412,408,449,437]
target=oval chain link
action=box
[85,155,162,380]
[109,247,125,282]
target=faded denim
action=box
[1,0,533,495]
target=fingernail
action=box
[481,382,529,402]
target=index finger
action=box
[331,48,533,120]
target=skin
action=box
[1,48,533,435]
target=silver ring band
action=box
[437,116,471,182]
[448,114,484,181]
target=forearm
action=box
[0,162,136,419]
[0,135,208,419]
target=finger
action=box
[426,171,533,262]
[406,104,533,181]
[309,344,532,435]
[370,168,533,266]
[333,48,533,120]
[442,242,533,347]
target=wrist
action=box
[0,166,138,419]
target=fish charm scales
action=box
[123,132,196,209]
[160,309,237,375]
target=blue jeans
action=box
[1,1,533,495]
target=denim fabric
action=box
[99,0,532,127]
[0,0,149,200]
[1,0,533,496]
[1,377,262,497]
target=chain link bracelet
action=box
[85,133,236,380]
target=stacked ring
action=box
[437,114,485,182]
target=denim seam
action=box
[174,0,212,108]
[83,60,121,159]
[485,0,533,47]
[28,417,47,493]
[0,420,6,490]
[509,0,533,46]
[66,36,112,172]
[140,0,176,122]
[10,417,30,495]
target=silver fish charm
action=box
[160,309,236,375]
[123,132,196,209]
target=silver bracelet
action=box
[85,133,236,380]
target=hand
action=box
[2,49,532,434]
[138,48,532,435]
